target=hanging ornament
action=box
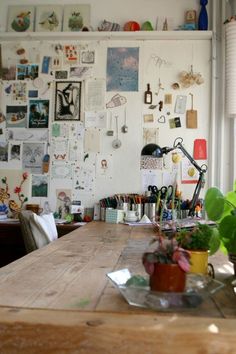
[178,65,204,88]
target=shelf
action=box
[0,30,213,42]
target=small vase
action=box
[150,263,186,292]
[189,250,208,275]
[198,0,208,30]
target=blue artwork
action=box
[106,47,139,92]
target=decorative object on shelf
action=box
[179,65,204,88]
[141,21,153,31]
[98,20,120,31]
[7,5,35,32]
[123,21,140,31]
[142,224,190,292]
[35,5,63,32]
[63,4,91,32]
[198,0,208,30]
[162,18,168,31]
[205,181,236,275]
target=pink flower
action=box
[22,172,28,180]
[14,187,21,193]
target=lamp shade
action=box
[141,144,163,157]
[225,22,236,117]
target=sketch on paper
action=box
[73,165,95,195]
[106,47,139,92]
[96,153,113,178]
[35,5,63,32]
[56,189,72,218]
[81,50,95,64]
[6,105,27,128]
[7,5,35,32]
[7,128,48,141]
[51,139,68,161]
[51,162,73,179]
[12,82,27,102]
[22,142,45,173]
[31,174,48,197]
[55,81,81,121]
[29,99,49,128]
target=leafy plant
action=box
[142,224,191,276]
[176,223,220,255]
[205,182,236,254]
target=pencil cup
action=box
[132,204,142,221]
[100,207,106,221]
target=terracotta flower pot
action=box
[150,263,186,292]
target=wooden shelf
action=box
[0,30,213,41]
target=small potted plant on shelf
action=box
[142,224,191,292]
[176,223,220,275]
[204,181,236,274]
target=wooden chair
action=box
[18,210,58,253]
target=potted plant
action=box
[142,225,191,292]
[176,223,220,274]
[204,181,236,273]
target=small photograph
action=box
[12,82,27,102]
[6,105,27,128]
[63,5,90,31]
[0,142,8,162]
[29,99,49,128]
[31,174,49,197]
[70,66,93,79]
[28,90,38,98]
[16,64,39,80]
[63,45,78,64]
[41,56,51,74]
[80,50,95,65]
[9,142,21,161]
[35,5,63,32]
[7,5,35,32]
[55,70,68,80]
[0,66,16,80]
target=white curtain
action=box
[226,22,236,117]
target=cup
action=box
[132,204,142,221]
[124,210,138,222]
[25,204,43,215]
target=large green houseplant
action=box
[204,181,236,273]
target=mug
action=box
[125,210,138,222]
[26,204,43,215]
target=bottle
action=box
[198,0,208,30]
[144,83,152,104]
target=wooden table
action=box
[0,220,80,267]
[0,221,236,353]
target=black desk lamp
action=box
[141,137,208,217]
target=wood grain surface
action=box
[0,221,236,353]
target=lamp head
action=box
[141,144,173,157]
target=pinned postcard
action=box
[85,79,105,111]
[181,157,199,184]
[175,95,187,114]
[96,153,113,178]
[193,139,207,160]
[84,128,101,153]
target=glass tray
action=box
[106,269,225,311]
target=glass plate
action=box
[106,269,225,311]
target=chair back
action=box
[19,210,57,253]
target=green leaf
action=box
[208,227,221,255]
[204,187,224,221]
[219,215,236,240]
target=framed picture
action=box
[29,99,49,128]
[55,81,81,121]
[35,5,63,32]
[7,5,35,32]
[63,4,90,31]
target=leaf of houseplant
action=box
[204,187,224,221]
[208,227,221,255]
[219,215,236,253]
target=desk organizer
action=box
[105,208,125,223]
[107,269,225,311]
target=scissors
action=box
[148,185,174,201]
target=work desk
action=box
[0,221,236,353]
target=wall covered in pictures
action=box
[0,37,211,213]
[0,0,212,214]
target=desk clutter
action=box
[99,191,204,223]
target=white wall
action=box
[0,0,213,213]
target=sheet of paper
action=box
[85,79,105,111]
[181,157,199,184]
[84,111,107,129]
[96,153,113,178]
[73,165,95,196]
[141,169,162,192]
[84,128,101,153]
[51,162,73,179]
[51,139,68,161]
